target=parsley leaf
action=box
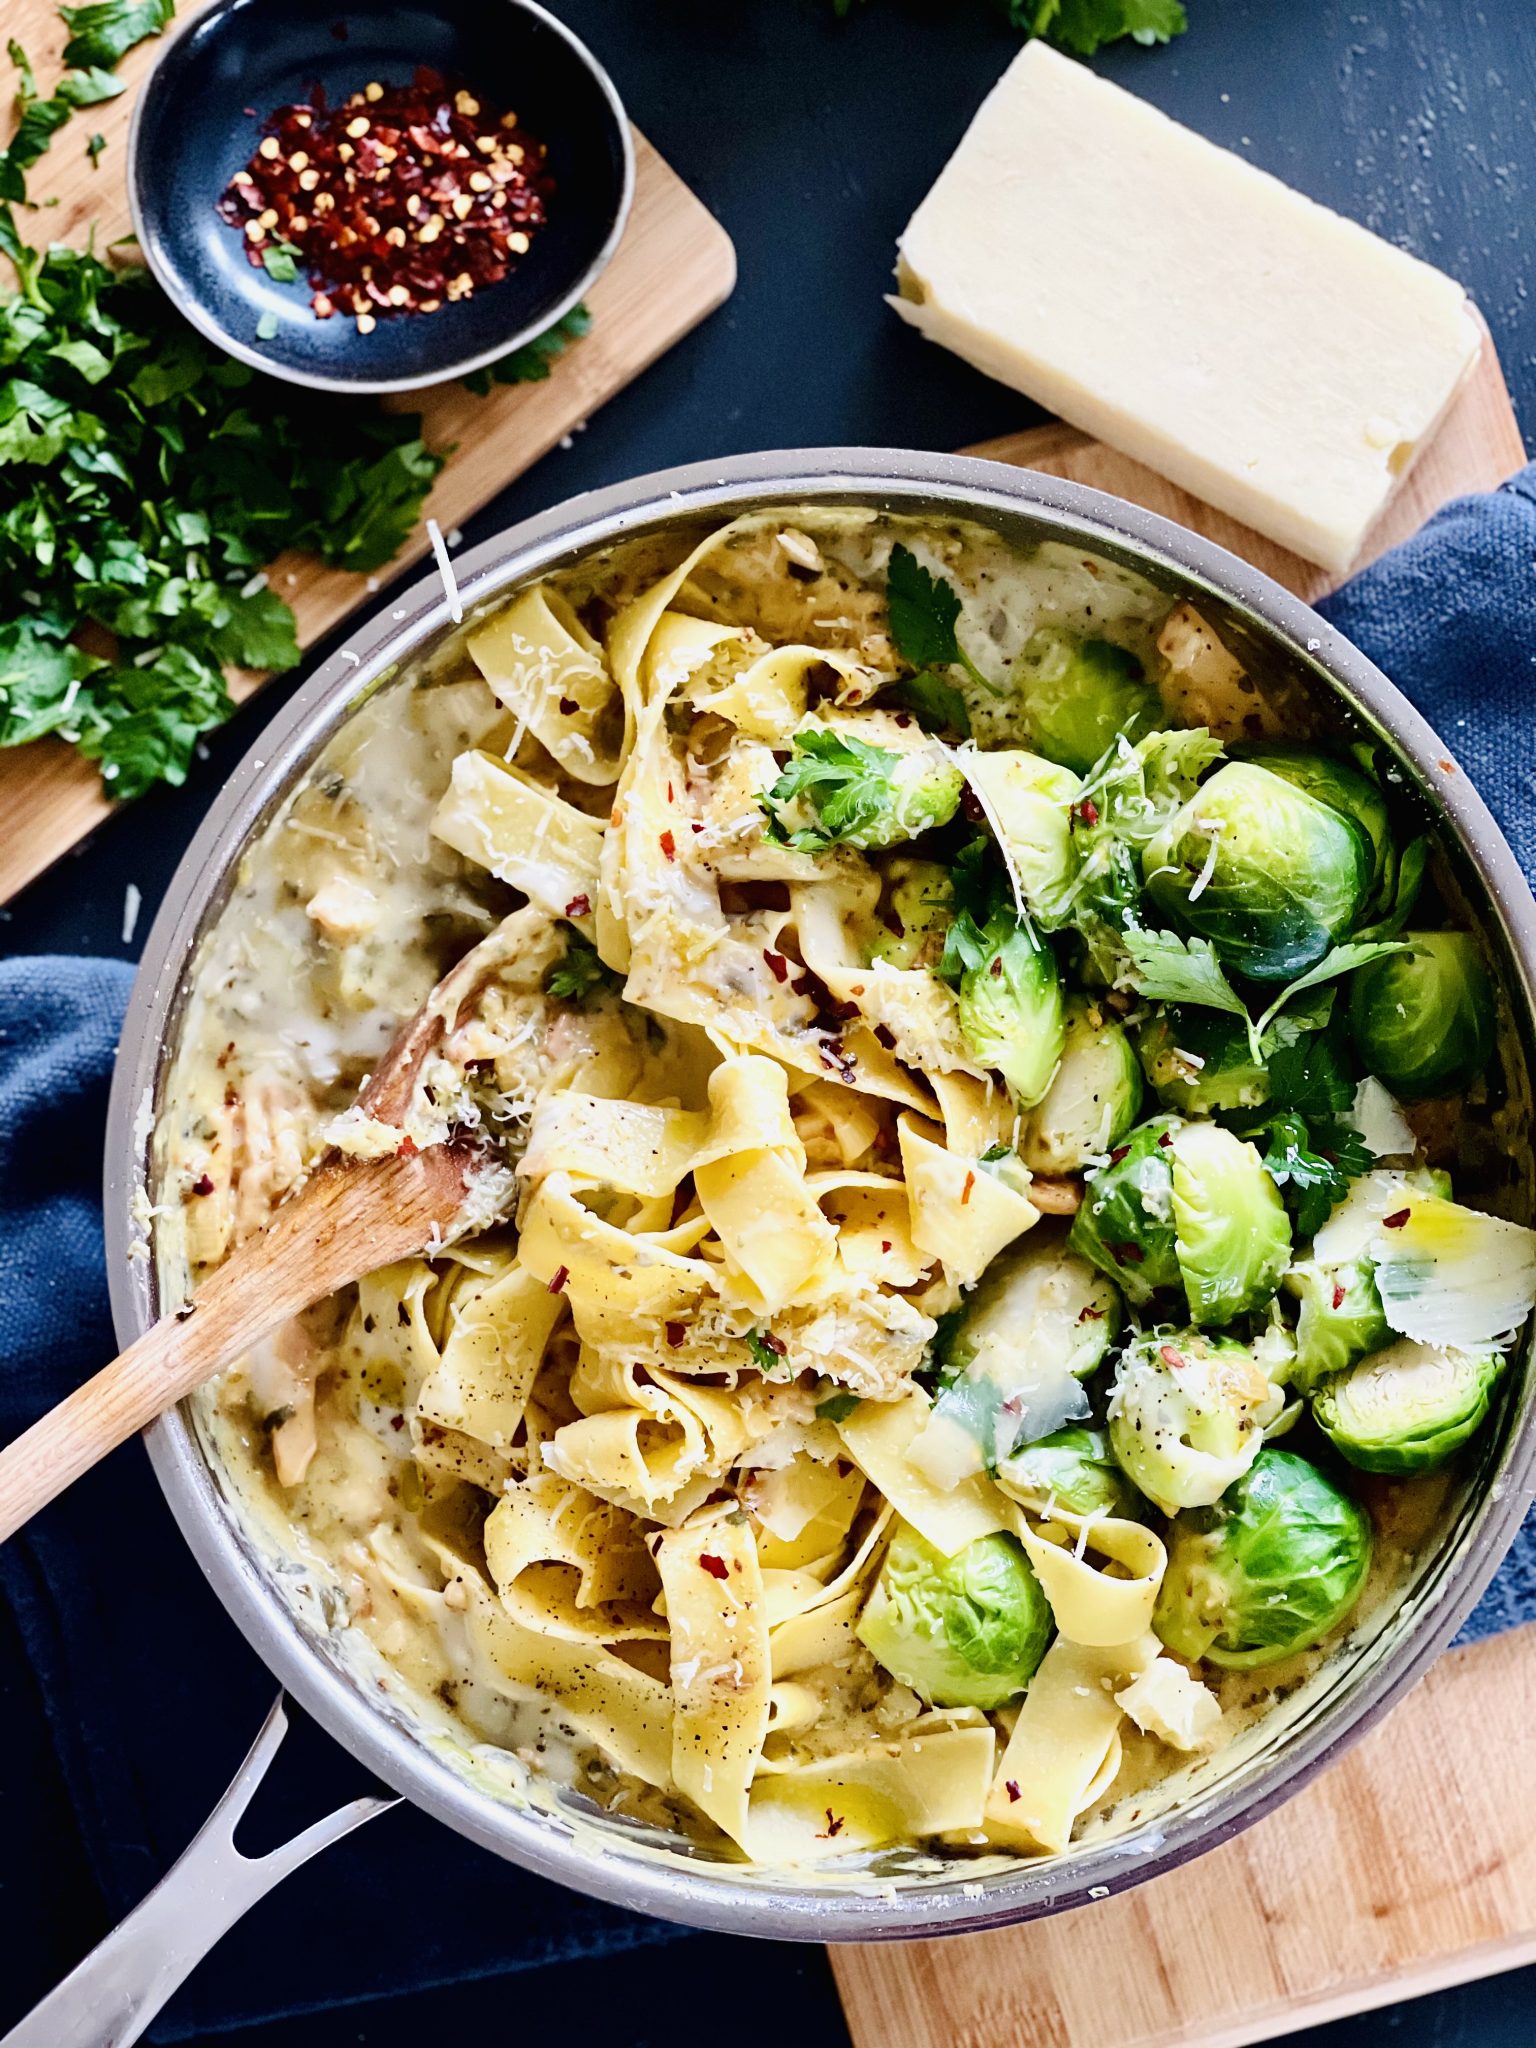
[1253,939,1410,1042]
[885,543,1001,698]
[461,304,592,395]
[745,1330,791,1377]
[891,667,972,738]
[815,1391,861,1424]
[59,0,174,70]
[260,239,302,283]
[761,729,921,847]
[543,933,618,1006]
[1121,928,1254,1033]
[86,131,106,165]
[1015,0,1187,53]
[1256,1109,1373,1240]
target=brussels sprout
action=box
[1348,932,1494,1099]
[1241,746,1394,904]
[1170,1120,1292,1326]
[1137,1006,1270,1117]
[941,1231,1121,1385]
[762,729,963,852]
[1068,1114,1184,1304]
[961,749,1079,922]
[1020,996,1144,1174]
[1285,1256,1391,1394]
[998,1425,1151,1524]
[1153,1448,1373,1669]
[1107,1327,1276,1513]
[856,1523,1053,1709]
[868,860,953,972]
[1017,629,1162,776]
[1142,761,1374,982]
[1311,1338,1505,1474]
[924,1234,1117,1474]
[955,916,1066,1107]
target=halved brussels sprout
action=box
[1241,746,1394,905]
[1285,1256,1391,1394]
[997,1424,1151,1524]
[1311,1338,1504,1474]
[1348,931,1494,1099]
[921,1234,1117,1477]
[955,916,1066,1107]
[1068,1114,1184,1304]
[940,1230,1122,1387]
[1107,1327,1276,1514]
[1170,1120,1292,1327]
[1017,629,1162,775]
[961,749,1079,921]
[868,860,953,972]
[1137,1007,1270,1117]
[856,1522,1053,1709]
[1153,1448,1372,1669]
[1142,761,1374,982]
[1020,995,1143,1174]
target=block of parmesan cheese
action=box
[891,41,1482,573]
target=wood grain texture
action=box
[832,349,1530,2048]
[0,5,735,903]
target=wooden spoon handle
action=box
[0,1145,473,1544]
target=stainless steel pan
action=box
[104,449,1536,1942]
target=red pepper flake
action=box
[1076,798,1101,828]
[1160,1343,1187,1370]
[1005,1780,1021,1803]
[659,830,677,863]
[217,68,551,333]
[396,1134,419,1157]
[547,1265,570,1294]
[960,785,986,823]
[665,1321,686,1348]
[961,1170,976,1206]
[822,1809,845,1837]
[190,1173,215,1196]
[1157,1132,1173,1148]
[564,893,591,918]
[873,1023,897,1050]
[881,1240,893,1254]
[989,956,1004,977]
[1109,1145,1130,1165]
[558,696,579,716]
[666,782,675,803]
[1382,1207,1412,1229]
[1438,759,1457,775]
[761,1331,788,1355]
[763,949,789,983]
[893,713,912,729]
[389,1413,405,1432]
[698,1553,729,1581]
[1332,1282,1348,1311]
[1078,1305,1104,1322]
[1110,1241,1144,1266]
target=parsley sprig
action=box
[544,933,619,1006]
[885,543,1005,712]
[832,0,1185,53]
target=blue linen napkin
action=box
[3,465,1536,2037]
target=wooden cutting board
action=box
[833,342,1533,2048]
[0,5,735,903]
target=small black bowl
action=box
[128,0,633,392]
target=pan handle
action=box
[1,1694,397,2048]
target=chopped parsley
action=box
[543,933,619,1006]
[745,1330,791,1377]
[831,0,1186,54]
[461,304,592,395]
[885,543,1002,699]
[815,1391,861,1423]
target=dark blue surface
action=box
[132,0,628,391]
[4,3,1536,2044]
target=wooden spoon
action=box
[0,919,525,1544]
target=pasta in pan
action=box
[156,507,1531,1871]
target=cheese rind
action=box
[891,42,1481,573]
